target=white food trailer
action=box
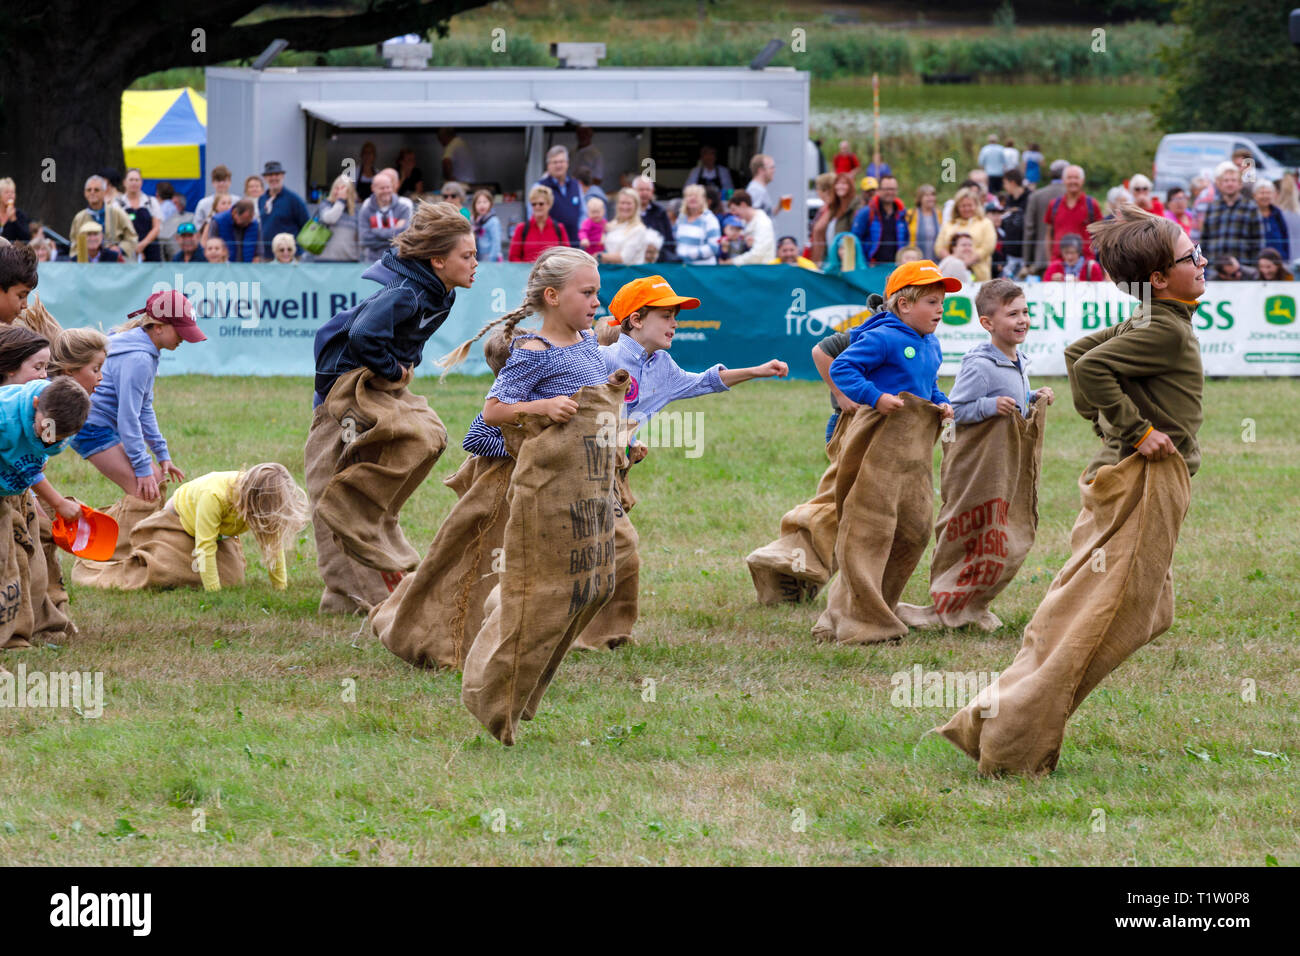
[205,56,812,246]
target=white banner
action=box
[934,281,1300,377]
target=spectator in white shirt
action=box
[596,188,649,265]
[746,154,776,215]
[193,165,234,232]
[726,189,775,265]
[978,134,1008,193]
[438,128,476,186]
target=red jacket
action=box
[1044,257,1105,281]
[509,217,569,263]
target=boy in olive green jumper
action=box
[937,205,1207,776]
[1065,209,1205,480]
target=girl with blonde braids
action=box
[369,247,612,673]
[445,246,610,459]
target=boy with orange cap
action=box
[571,275,788,651]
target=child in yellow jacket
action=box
[170,464,308,591]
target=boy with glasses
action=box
[940,204,1207,775]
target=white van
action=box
[1153,133,1300,194]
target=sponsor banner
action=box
[32,262,1298,377]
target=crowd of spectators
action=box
[2,133,1296,283]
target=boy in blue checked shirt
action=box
[571,275,787,651]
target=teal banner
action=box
[33,262,888,379]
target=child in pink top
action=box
[578,196,607,255]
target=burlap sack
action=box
[461,371,629,745]
[746,410,852,604]
[812,393,942,645]
[304,403,393,614]
[100,493,165,562]
[15,494,71,643]
[71,504,245,590]
[572,444,640,651]
[1,494,65,648]
[938,453,1191,776]
[371,452,515,670]
[38,509,73,633]
[315,366,447,573]
[0,498,26,648]
[897,402,1047,631]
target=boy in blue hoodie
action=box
[829,259,960,419]
[307,201,478,614]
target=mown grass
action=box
[2,375,1295,865]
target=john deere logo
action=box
[1265,295,1296,325]
[942,296,972,325]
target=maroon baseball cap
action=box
[127,290,206,342]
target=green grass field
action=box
[2,375,1296,865]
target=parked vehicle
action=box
[1153,132,1300,194]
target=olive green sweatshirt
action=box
[1064,297,1204,481]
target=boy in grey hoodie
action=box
[949,278,1053,422]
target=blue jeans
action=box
[825,411,840,444]
[68,422,121,459]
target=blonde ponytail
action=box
[14,293,63,340]
[436,246,597,376]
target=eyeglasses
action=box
[530,201,547,207]
[1132,186,1150,192]
[441,193,457,199]
[1170,243,1202,270]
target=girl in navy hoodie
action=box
[307,200,477,613]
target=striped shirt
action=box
[461,330,608,458]
[674,211,721,264]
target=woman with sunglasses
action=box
[507,184,569,263]
[439,181,470,221]
[1127,174,1165,217]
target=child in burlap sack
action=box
[582,274,788,649]
[439,247,625,742]
[373,248,620,673]
[897,278,1054,632]
[939,206,1205,775]
[0,377,90,648]
[809,260,959,643]
[809,292,884,443]
[746,293,884,605]
[307,201,476,614]
[75,464,308,593]
[13,299,110,635]
[66,291,204,562]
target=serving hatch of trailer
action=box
[204,61,811,245]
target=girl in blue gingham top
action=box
[439,247,609,458]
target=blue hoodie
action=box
[313,249,456,405]
[829,311,948,409]
[83,326,170,478]
[0,379,70,494]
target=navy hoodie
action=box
[829,310,948,409]
[313,249,456,405]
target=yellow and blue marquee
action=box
[122,88,207,210]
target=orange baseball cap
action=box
[51,504,119,561]
[607,275,701,323]
[884,259,964,298]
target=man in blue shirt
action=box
[258,161,309,259]
[534,146,582,248]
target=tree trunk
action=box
[1,32,132,241]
